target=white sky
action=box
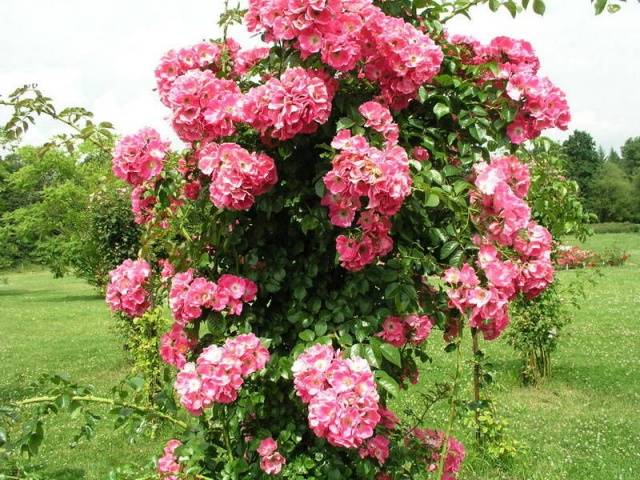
[1,1,639,152]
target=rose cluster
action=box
[452,34,569,144]
[156,40,271,102]
[245,0,442,110]
[244,0,376,70]
[112,127,169,186]
[197,142,278,210]
[414,429,465,480]
[450,35,539,77]
[358,434,390,466]
[240,67,336,141]
[157,439,183,480]
[174,333,270,415]
[105,259,151,317]
[322,107,411,271]
[376,314,433,348]
[359,101,400,146]
[505,73,571,144]
[169,269,258,324]
[474,156,554,299]
[292,344,380,449]
[130,185,156,225]
[444,156,553,339]
[166,70,243,143]
[232,46,271,77]
[257,437,287,475]
[361,10,444,110]
[130,184,183,227]
[159,323,197,369]
[155,41,225,106]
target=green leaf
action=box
[298,330,315,342]
[126,376,145,392]
[433,103,450,120]
[453,180,471,194]
[533,0,545,15]
[469,124,486,142]
[504,1,518,18]
[350,343,363,359]
[607,4,621,13]
[444,343,458,353]
[301,215,319,234]
[440,241,459,260]
[379,343,402,367]
[362,344,380,368]
[418,86,428,103]
[314,321,328,337]
[595,0,607,14]
[425,193,440,208]
[336,117,355,130]
[314,179,326,198]
[443,164,459,177]
[489,0,500,11]
[375,370,400,397]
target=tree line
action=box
[563,131,640,223]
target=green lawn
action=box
[394,232,640,479]
[0,271,161,479]
[1,233,639,479]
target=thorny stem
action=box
[471,327,482,443]
[0,98,112,155]
[441,0,485,23]
[437,336,464,478]
[14,395,187,429]
[223,0,231,40]
[222,405,234,463]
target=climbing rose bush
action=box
[105,1,569,477]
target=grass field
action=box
[0,271,162,479]
[1,233,639,479]
[395,232,640,479]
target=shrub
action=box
[555,245,630,269]
[590,222,640,234]
[7,1,585,478]
[70,177,141,289]
[506,283,570,384]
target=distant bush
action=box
[597,248,631,267]
[590,222,640,234]
[555,245,630,269]
[69,178,141,289]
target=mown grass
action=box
[0,271,162,479]
[394,232,640,479]
[1,233,639,479]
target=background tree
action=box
[0,88,140,287]
[0,143,140,286]
[607,148,623,167]
[589,161,636,222]
[620,136,640,175]
[523,138,594,239]
[562,130,603,203]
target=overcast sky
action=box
[1,1,639,152]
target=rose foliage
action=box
[105,1,569,478]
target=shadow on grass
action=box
[0,288,34,297]
[0,374,40,402]
[49,467,86,480]
[30,293,103,303]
